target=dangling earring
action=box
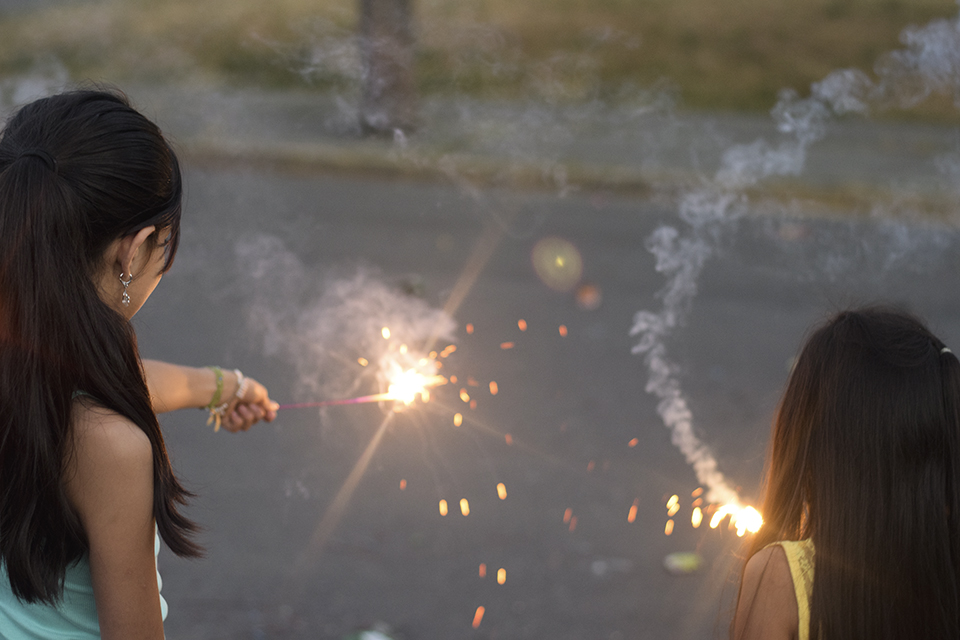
[119,272,132,307]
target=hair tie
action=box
[942,347,952,355]
[18,148,57,173]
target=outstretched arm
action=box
[142,360,278,431]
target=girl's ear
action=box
[114,226,157,276]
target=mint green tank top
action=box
[0,531,167,638]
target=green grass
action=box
[0,0,957,119]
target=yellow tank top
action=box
[768,539,815,640]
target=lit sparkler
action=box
[708,502,764,537]
[279,328,449,412]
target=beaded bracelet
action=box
[205,366,227,431]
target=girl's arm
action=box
[142,360,278,431]
[64,405,165,640]
[732,545,798,640]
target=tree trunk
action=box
[358,0,417,136]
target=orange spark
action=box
[466,323,475,334]
[470,399,477,410]
[665,519,675,536]
[558,325,568,337]
[459,389,470,403]
[569,516,578,532]
[518,319,527,331]
[587,460,595,472]
[627,503,638,524]
[450,375,458,384]
[357,357,369,367]
[439,500,448,516]
[692,497,703,508]
[479,563,486,578]
[429,351,438,359]
[440,344,457,358]
[667,494,680,516]
[563,508,572,524]
[399,344,408,354]
[500,342,515,350]
[460,498,470,516]
[489,381,499,395]
[381,327,391,339]
[505,434,513,445]
[453,413,463,427]
[628,438,639,447]
[472,606,485,629]
[497,483,507,500]
[497,568,506,584]
[692,507,703,528]
[692,487,704,498]
[399,479,407,490]
[467,376,479,387]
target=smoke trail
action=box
[630,5,960,505]
[235,235,455,403]
[813,2,960,114]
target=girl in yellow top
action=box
[733,307,960,640]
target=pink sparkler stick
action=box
[277,393,395,410]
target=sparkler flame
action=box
[709,503,764,537]
[386,368,445,405]
[376,330,450,408]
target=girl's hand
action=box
[220,375,279,433]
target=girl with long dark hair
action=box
[0,89,278,638]
[732,307,960,639]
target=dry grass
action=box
[0,0,957,117]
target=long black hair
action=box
[0,88,200,605]
[741,307,960,638]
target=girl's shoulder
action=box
[70,399,151,467]
[733,544,799,640]
[66,399,153,523]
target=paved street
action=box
[1,2,958,633]
[131,161,960,639]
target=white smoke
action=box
[813,4,960,113]
[236,235,456,401]
[631,5,960,505]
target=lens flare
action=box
[532,236,583,291]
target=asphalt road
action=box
[128,161,960,640]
